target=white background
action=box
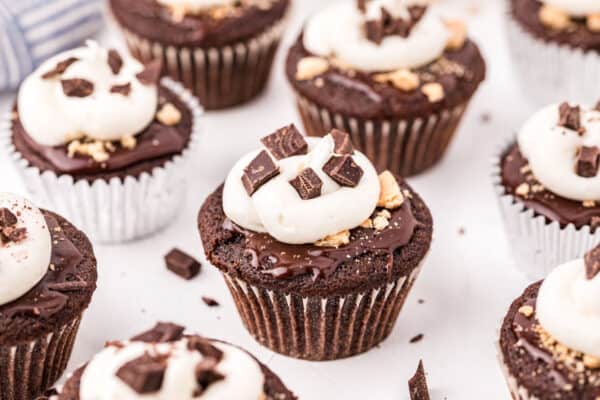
[0,1,546,398]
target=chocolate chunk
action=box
[165,248,201,280]
[132,322,185,343]
[108,49,123,75]
[365,6,424,44]
[408,360,430,400]
[41,57,79,79]
[61,78,94,97]
[323,155,364,187]
[136,60,162,85]
[408,6,426,22]
[187,336,224,361]
[110,82,131,96]
[260,124,308,160]
[585,245,600,280]
[330,129,354,155]
[201,296,220,307]
[242,150,280,195]
[365,18,385,44]
[357,0,367,12]
[576,146,600,177]
[116,354,166,394]
[558,102,584,133]
[409,333,424,343]
[289,168,323,200]
[195,360,225,394]
[1,226,27,244]
[0,208,17,228]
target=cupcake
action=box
[494,101,600,279]
[198,125,433,360]
[1,41,201,243]
[499,245,600,398]
[507,0,600,105]
[109,0,290,110]
[54,322,296,399]
[0,192,97,400]
[285,0,486,177]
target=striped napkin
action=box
[0,0,104,92]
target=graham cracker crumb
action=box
[445,20,467,50]
[373,215,390,231]
[374,69,420,91]
[156,103,182,126]
[584,354,600,369]
[421,82,445,103]
[588,14,600,32]
[315,230,350,248]
[296,57,329,81]
[539,5,570,30]
[67,139,110,163]
[520,164,531,174]
[515,183,530,197]
[360,219,373,229]
[377,171,404,209]
[518,305,534,318]
[583,200,596,208]
[120,135,137,150]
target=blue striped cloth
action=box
[0,0,104,92]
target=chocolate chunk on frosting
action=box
[132,322,185,343]
[585,245,600,279]
[408,360,430,400]
[41,57,79,79]
[323,154,364,187]
[260,124,308,160]
[116,354,167,394]
[289,168,322,200]
[330,129,354,155]
[110,82,131,96]
[576,146,600,178]
[136,60,162,85]
[195,360,225,395]
[0,208,18,227]
[61,78,94,97]
[108,49,123,75]
[364,4,427,44]
[559,102,584,134]
[241,150,280,195]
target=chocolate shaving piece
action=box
[408,360,430,400]
[136,60,162,85]
[558,102,584,134]
[260,124,308,160]
[187,336,224,361]
[289,168,323,200]
[116,354,166,394]
[585,245,600,280]
[409,333,424,344]
[330,129,354,155]
[61,78,94,98]
[241,150,280,195]
[0,208,17,228]
[323,155,364,187]
[201,296,220,307]
[108,49,123,75]
[195,360,225,395]
[165,248,201,280]
[576,146,600,178]
[41,57,79,79]
[132,322,185,343]
[110,82,131,96]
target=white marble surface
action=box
[0,1,544,398]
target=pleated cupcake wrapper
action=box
[0,317,81,400]
[0,78,202,244]
[506,17,600,106]
[296,95,468,177]
[497,343,533,400]
[223,263,423,361]
[119,16,288,110]
[492,139,600,280]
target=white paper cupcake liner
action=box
[492,139,600,280]
[0,78,202,244]
[506,16,600,106]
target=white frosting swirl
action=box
[80,338,264,400]
[156,0,237,11]
[518,103,600,202]
[303,0,449,72]
[223,135,380,244]
[541,0,600,17]
[18,41,158,147]
[537,258,600,358]
[0,193,51,306]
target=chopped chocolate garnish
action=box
[165,248,201,280]
[365,6,424,44]
[242,150,280,195]
[323,155,364,187]
[558,102,584,133]
[289,168,323,200]
[116,354,166,394]
[201,296,220,307]
[576,146,600,177]
[260,124,308,160]
[108,49,123,75]
[131,322,185,343]
[584,245,600,279]
[330,129,354,155]
[187,336,224,361]
[408,5,427,21]
[409,333,424,344]
[1,226,27,244]
[365,17,385,44]
[0,208,17,227]
[110,82,131,96]
[195,360,225,395]
[41,57,79,79]
[408,360,430,400]
[357,0,367,13]
[61,78,94,98]
[136,60,162,85]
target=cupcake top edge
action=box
[540,0,600,18]
[156,0,279,22]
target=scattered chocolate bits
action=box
[260,124,308,160]
[409,334,424,344]
[0,208,18,227]
[187,336,224,361]
[242,150,280,195]
[365,6,426,44]
[108,49,123,75]
[289,168,323,200]
[116,354,166,394]
[584,245,600,280]
[576,146,600,178]
[408,360,430,400]
[132,322,185,343]
[201,297,220,307]
[61,78,94,98]
[0,208,26,245]
[195,360,225,395]
[110,82,131,96]
[165,248,201,280]
[558,102,584,134]
[323,155,364,187]
[136,60,162,85]
[41,57,79,79]
[330,129,354,155]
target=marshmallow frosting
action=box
[541,0,600,17]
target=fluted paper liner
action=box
[0,317,81,400]
[506,17,600,106]
[222,264,422,361]
[492,139,600,280]
[1,78,202,244]
[296,95,468,177]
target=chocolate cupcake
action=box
[198,125,433,360]
[0,193,97,400]
[285,0,485,177]
[507,0,600,105]
[494,101,600,279]
[109,0,290,110]
[54,322,296,399]
[1,42,201,243]
[499,245,600,398]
